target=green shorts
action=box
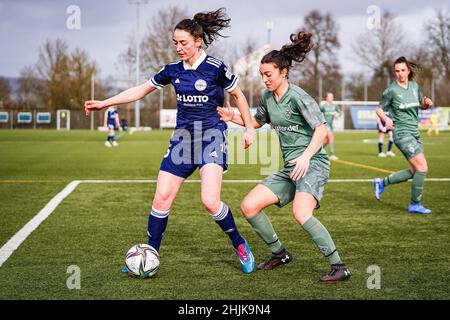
[394,134,424,160]
[260,159,330,209]
[325,122,334,132]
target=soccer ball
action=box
[125,244,160,278]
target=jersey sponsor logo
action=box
[399,102,420,109]
[176,94,209,103]
[194,79,207,91]
[273,124,299,132]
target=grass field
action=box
[0,129,449,300]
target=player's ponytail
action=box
[394,56,419,81]
[261,31,313,74]
[175,8,230,48]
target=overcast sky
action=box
[0,0,448,81]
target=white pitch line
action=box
[81,179,261,183]
[0,180,81,268]
[81,178,450,183]
[2,177,450,268]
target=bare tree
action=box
[353,11,404,80]
[0,77,11,106]
[35,39,71,110]
[17,67,44,110]
[231,37,268,107]
[116,34,139,88]
[67,48,97,109]
[19,39,100,111]
[141,6,188,109]
[425,9,450,81]
[140,6,187,75]
[292,10,341,101]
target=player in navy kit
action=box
[103,106,121,147]
[84,8,256,273]
[376,110,395,157]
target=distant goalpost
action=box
[322,100,379,131]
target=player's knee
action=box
[152,190,173,210]
[293,211,312,225]
[415,161,428,172]
[418,166,428,173]
[240,200,258,218]
[202,196,221,214]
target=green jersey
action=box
[379,81,423,136]
[320,102,341,130]
[254,83,329,166]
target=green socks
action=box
[248,213,343,266]
[411,171,426,204]
[302,216,341,265]
[383,169,413,186]
[329,142,335,155]
[383,169,426,204]
[247,212,283,253]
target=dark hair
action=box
[394,56,419,80]
[174,8,230,48]
[261,31,313,73]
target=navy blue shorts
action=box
[378,120,392,133]
[160,127,228,179]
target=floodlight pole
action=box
[90,73,95,130]
[266,21,274,46]
[129,0,148,129]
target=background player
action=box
[427,106,440,136]
[103,106,121,147]
[84,8,256,273]
[374,56,433,214]
[218,31,350,283]
[376,110,395,157]
[320,92,342,160]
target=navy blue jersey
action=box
[148,51,238,131]
[105,109,118,126]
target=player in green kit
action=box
[373,56,433,214]
[320,92,342,160]
[217,31,350,283]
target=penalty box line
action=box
[1,177,450,268]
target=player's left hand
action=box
[423,96,433,108]
[288,154,310,181]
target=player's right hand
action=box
[84,100,107,117]
[384,117,394,131]
[216,101,234,122]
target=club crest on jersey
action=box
[195,79,207,92]
[282,108,292,119]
